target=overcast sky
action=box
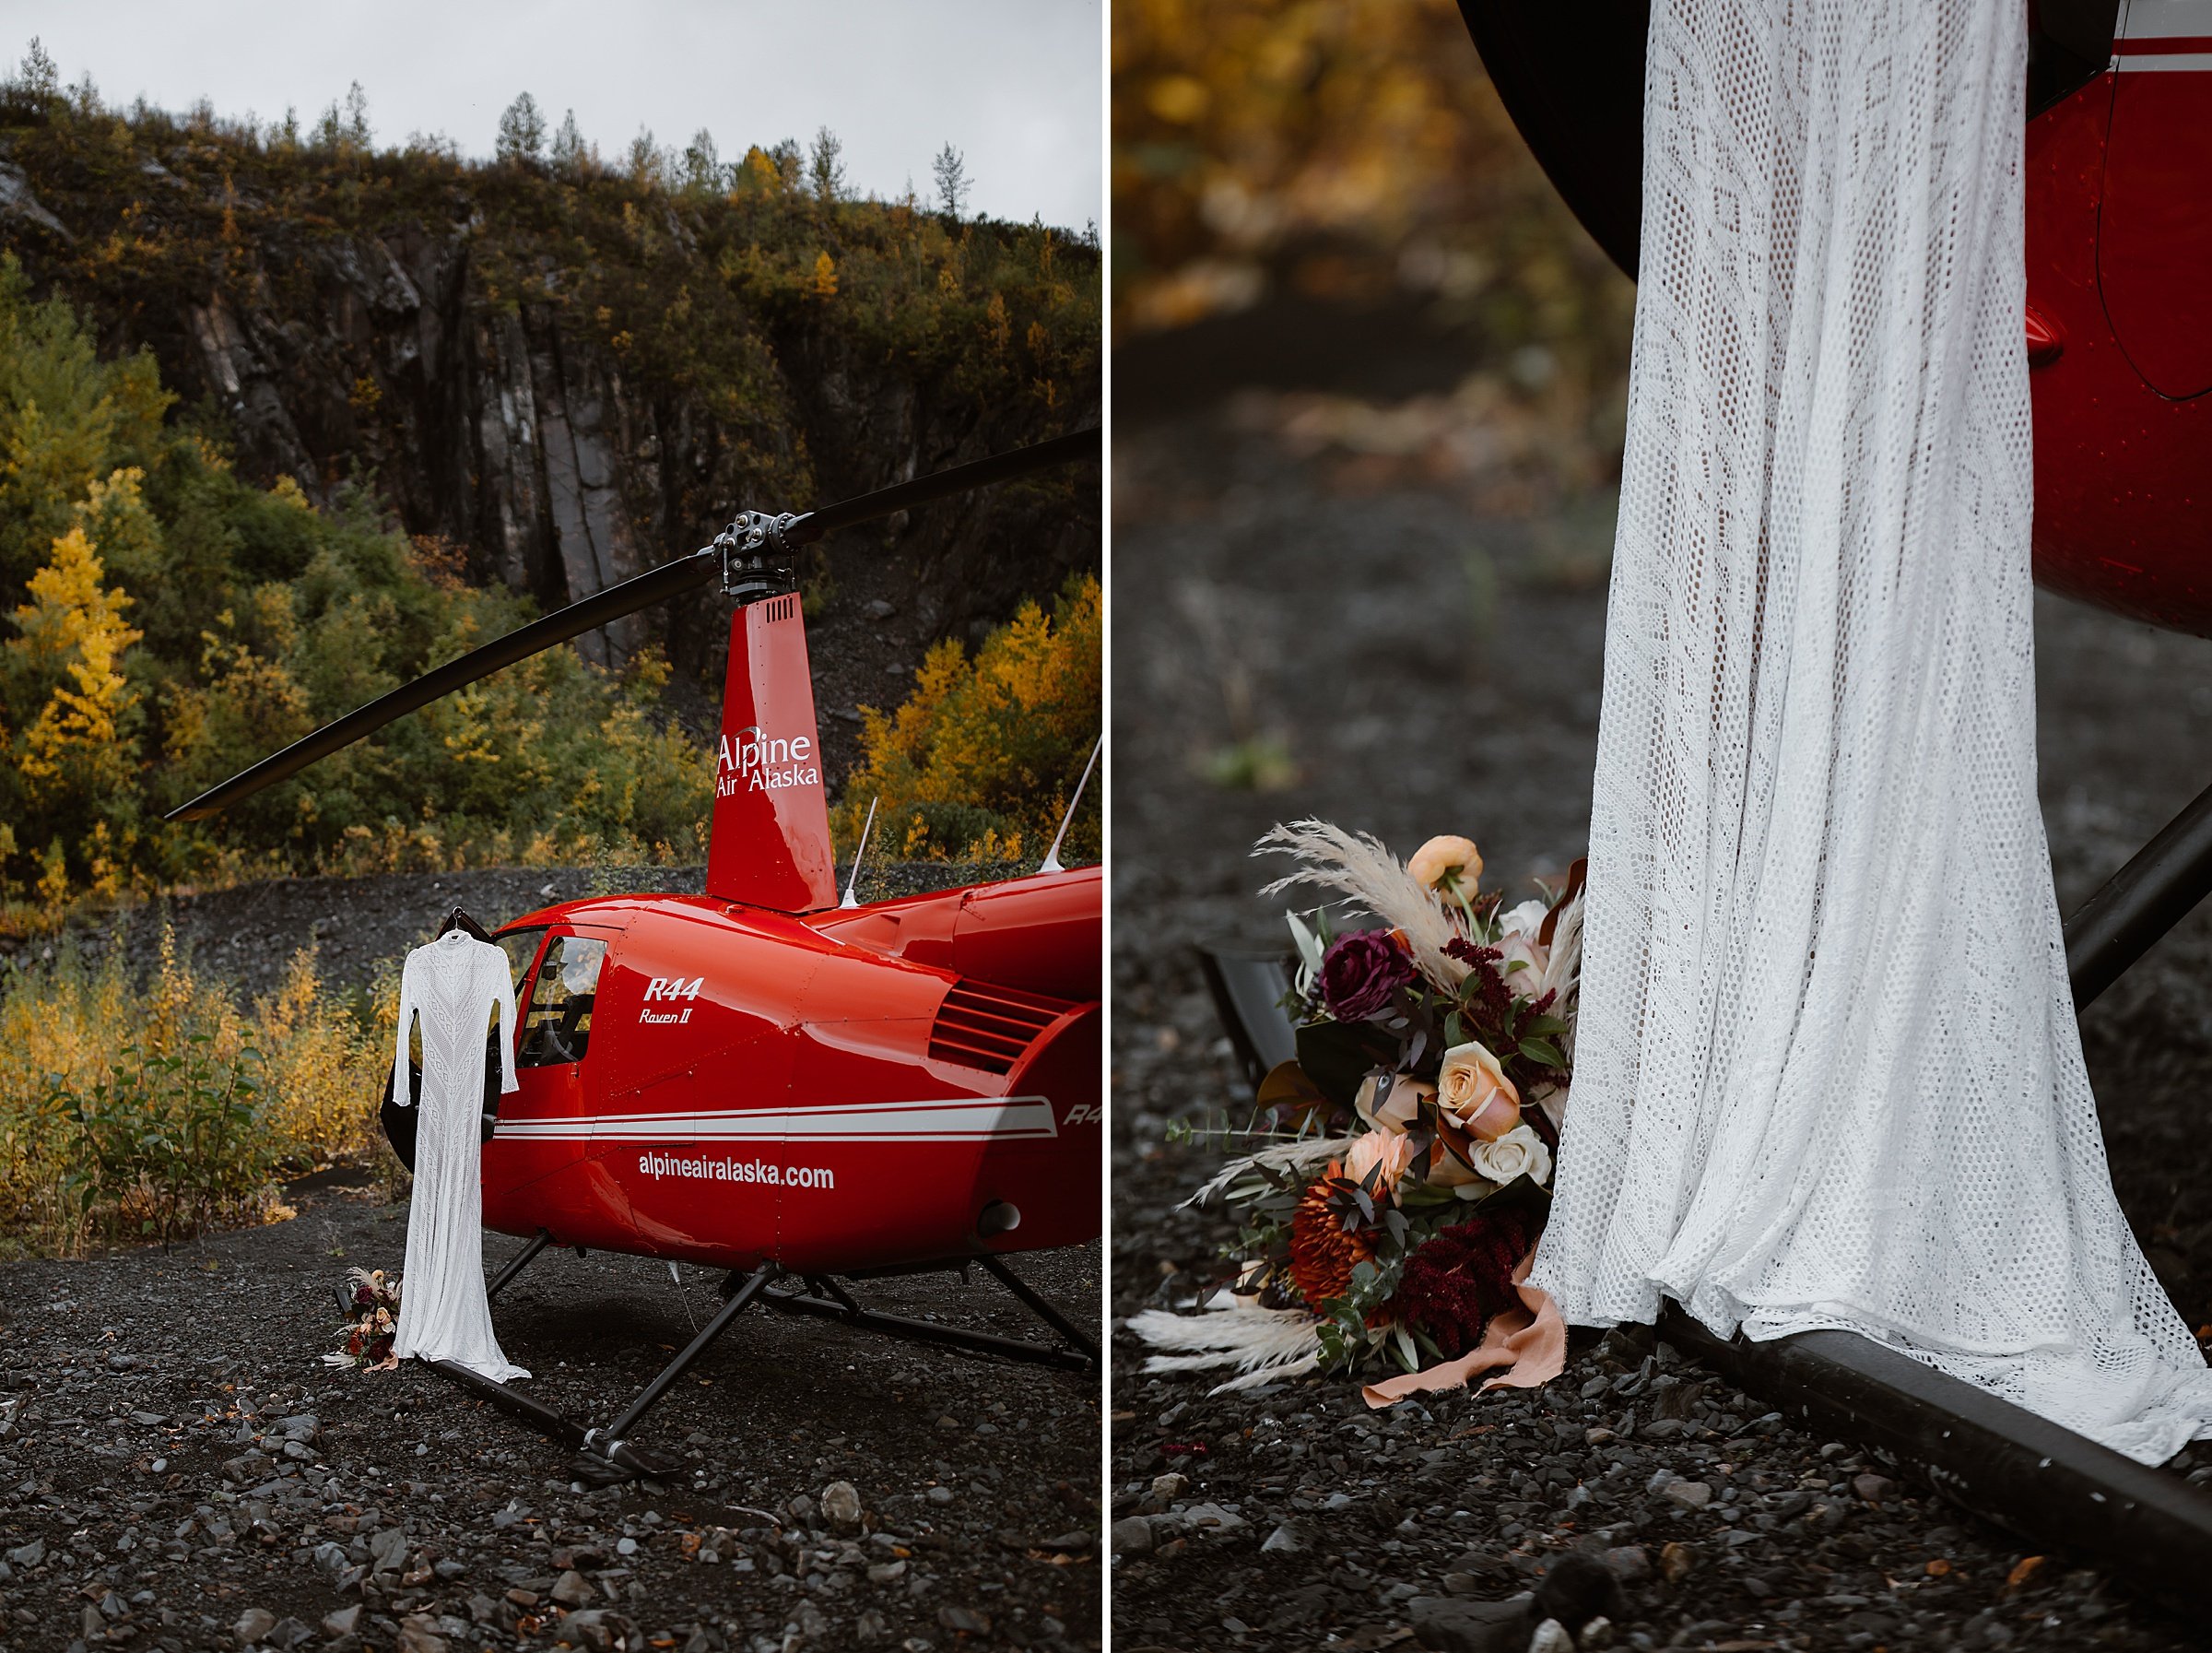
[2,1,1101,229]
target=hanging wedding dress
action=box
[389,927,529,1382]
[1530,0,2212,1465]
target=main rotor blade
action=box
[787,427,1099,545]
[163,547,721,821]
[164,426,1100,823]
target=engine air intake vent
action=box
[929,981,1070,1074]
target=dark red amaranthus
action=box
[1387,1203,1539,1360]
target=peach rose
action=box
[1436,1039,1521,1140]
[1342,1129,1418,1192]
[1355,1071,1432,1134]
[1425,1138,1488,1189]
[1407,834,1483,893]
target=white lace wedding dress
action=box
[1530,0,2212,1465]
[390,928,529,1382]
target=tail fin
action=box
[706,595,839,912]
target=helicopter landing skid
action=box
[754,1254,1100,1373]
[418,1248,1096,1486]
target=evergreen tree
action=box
[18,36,57,102]
[769,137,804,190]
[551,107,585,173]
[808,126,846,205]
[495,91,546,166]
[931,142,969,218]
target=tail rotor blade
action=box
[163,546,720,821]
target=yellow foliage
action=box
[0,917,387,1256]
[8,524,141,806]
[809,251,839,299]
[830,573,1100,864]
[985,291,1012,351]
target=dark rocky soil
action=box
[1109,403,2212,1652]
[0,863,1101,1653]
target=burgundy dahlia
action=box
[1318,929,1415,1021]
[1388,1204,1539,1360]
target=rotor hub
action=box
[717,511,802,603]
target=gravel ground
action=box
[1108,403,2212,1652]
[0,863,1102,1653]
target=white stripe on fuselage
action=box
[491,1095,1059,1143]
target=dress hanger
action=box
[437,905,492,941]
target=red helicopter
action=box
[170,431,1102,1479]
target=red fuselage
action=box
[2026,10,2212,634]
[477,865,1101,1278]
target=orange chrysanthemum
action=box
[1288,1171,1375,1310]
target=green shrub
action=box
[49,1034,278,1249]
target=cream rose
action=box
[1470,1123,1552,1187]
[1408,833,1483,893]
[1355,1071,1431,1134]
[1436,1039,1521,1140]
[1496,898,1552,997]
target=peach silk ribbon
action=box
[1360,1243,1567,1409]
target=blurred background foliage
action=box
[1112,0,1635,505]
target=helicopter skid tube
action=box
[757,1267,1095,1372]
[1654,1306,2212,1612]
[417,1358,587,1452]
[2063,770,2212,1011]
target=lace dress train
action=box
[1528,0,2212,1465]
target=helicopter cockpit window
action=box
[518,934,607,1068]
[495,927,548,996]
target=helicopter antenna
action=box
[1037,735,1101,876]
[840,797,879,909]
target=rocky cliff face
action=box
[0,129,1099,685]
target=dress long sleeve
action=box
[494,951,520,1095]
[390,954,416,1110]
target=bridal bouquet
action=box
[325,1267,403,1371]
[1132,821,1584,1392]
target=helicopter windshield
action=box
[495,927,547,994]
[518,933,607,1068]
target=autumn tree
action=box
[4,524,143,885]
[495,91,546,165]
[932,142,969,218]
[809,252,839,299]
